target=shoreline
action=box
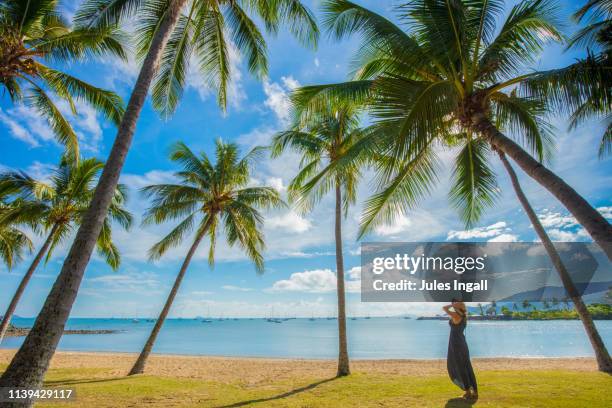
[0,347,598,362]
[0,349,600,380]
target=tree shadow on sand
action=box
[215,377,337,407]
[445,397,478,407]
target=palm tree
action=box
[128,141,283,375]
[0,157,132,344]
[524,0,611,158]
[0,0,318,390]
[0,197,33,271]
[498,151,612,372]
[0,0,127,158]
[294,0,612,259]
[271,101,367,377]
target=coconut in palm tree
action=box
[0,0,127,158]
[295,0,611,259]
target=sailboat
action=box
[201,307,213,323]
[266,307,282,323]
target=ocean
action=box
[3,317,611,359]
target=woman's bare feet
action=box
[462,387,478,400]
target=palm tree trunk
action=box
[335,183,350,376]
[498,151,612,373]
[473,114,612,262]
[0,0,188,395]
[0,224,59,344]
[129,232,205,375]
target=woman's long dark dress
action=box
[447,311,478,392]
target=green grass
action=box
[2,364,609,407]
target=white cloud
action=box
[222,285,253,292]
[0,100,105,153]
[0,108,40,146]
[266,211,312,233]
[190,290,214,296]
[267,268,336,293]
[314,57,320,67]
[121,170,176,190]
[266,267,361,294]
[263,76,300,124]
[86,270,163,294]
[487,233,519,242]
[447,221,511,240]
[598,206,612,219]
[537,210,578,229]
[375,214,412,236]
[372,210,447,240]
[265,176,285,192]
[546,228,589,241]
[534,208,604,242]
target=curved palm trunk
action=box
[0,224,59,344]
[335,183,350,376]
[0,0,188,394]
[129,233,205,375]
[474,114,612,262]
[499,152,612,373]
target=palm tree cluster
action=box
[0,0,611,398]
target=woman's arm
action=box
[443,305,462,324]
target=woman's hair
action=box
[451,298,467,315]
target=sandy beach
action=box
[1,350,610,407]
[0,349,599,381]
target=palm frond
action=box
[24,85,79,160]
[74,0,145,28]
[359,144,439,237]
[478,0,563,82]
[449,138,499,227]
[151,10,195,118]
[225,2,267,77]
[491,92,554,162]
[38,66,125,125]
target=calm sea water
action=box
[3,317,612,359]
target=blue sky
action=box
[1,0,611,318]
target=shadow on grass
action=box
[44,377,135,386]
[445,397,477,407]
[215,377,337,407]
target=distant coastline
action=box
[418,303,612,321]
[5,323,119,338]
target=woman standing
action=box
[443,299,478,400]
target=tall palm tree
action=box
[293,0,612,259]
[524,0,611,157]
[128,141,282,375]
[0,0,318,390]
[498,150,612,372]
[0,0,127,158]
[0,157,133,344]
[271,101,368,377]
